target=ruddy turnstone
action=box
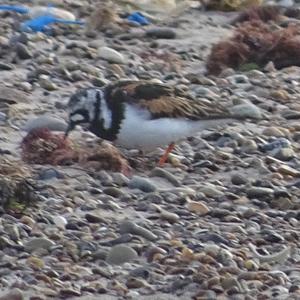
[65,80,236,166]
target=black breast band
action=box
[89,90,125,141]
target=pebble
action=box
[146,28,176,39]
[273,147,294,161]
[119,220,157,241]
[16,43,32,59]
[0,112,6,122]
[129,267,150,279]
[198,184,224,197]
[187,201,210,215]
[20,216,36,228]
[260,138,291,152]
[98,47,125,64]
[39,76,58,91]
[85,213,107,224]
[24,238,55,252]
[106,245,138,265]
[160,210,180,223]
[128,176,157,192]
[262,127,286,137]
[231,173,249,185]
[126,277,147,289]
[277,165,300,177]
[230,103,262,119]
[247,187,274,199]
[38,168,63,180]
[0,5,298,299]
[23,115,68,132]
[0,63,14,71]
[59,288,81,297]
[227,74,249,84]
[241,140,258,153]
[150,168,181,186]
[0,289,24,300]
[52,216,67,229]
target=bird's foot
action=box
[158,143,175,167]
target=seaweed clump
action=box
[206,21,300,75]
[0,159,40,214]
[232,5,282,24]
[21,128,130,174]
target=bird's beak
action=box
[64,122,74,139]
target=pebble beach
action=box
[0,1,300,299]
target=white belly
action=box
[115,104,226,150]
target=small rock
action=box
[262,230,284,243]
[5,225,19,241]
[39,76,58,91]
[20,216,36,227]
[0,288,24,300]
[23,115,68,132]
[98,47,125,64]
[0,63,14,71]
[260,138,291,152]
[119,220,157,241]
[150,168,181,186]
[16,43,32,59]
[18,82,32,92]
[231,173,249,185]
[187,201,210,215]
[241,140,258,153]
[270,90,290,101]
[262,127,286,137]
[160,210,180,223]
[221,277,242,291]
[277,165,300,177]
[273,147,294,161]
[129,267,150,279]
[126,277,147,289]
[52,216,67,229]
[264,61,276,72]
[198,184,224,197]
[128,176,157,193]
[59,288,81,297]
[230,103,262,119]
[106,245,138,265]
[247,187,274,199]
[25,238,55,252]
[0,112,6,122]
[85,213,107,224]
[227,74,249,84]
[27,256,44,270]
[38,168,63,180]
[271,197,293,210]
[146,27,176,39]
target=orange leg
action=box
[158,143,175,167]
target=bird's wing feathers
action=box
[105,80,232,120]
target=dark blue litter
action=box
[127,12,150,26]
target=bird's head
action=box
[65,88,103,138]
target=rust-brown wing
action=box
[104,80,232,120]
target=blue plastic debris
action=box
[0,5,29,14]
[127,12,150,26]
[21,15,85,32]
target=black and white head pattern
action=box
[66,87,124,141]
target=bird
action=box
[64,79,237,166]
